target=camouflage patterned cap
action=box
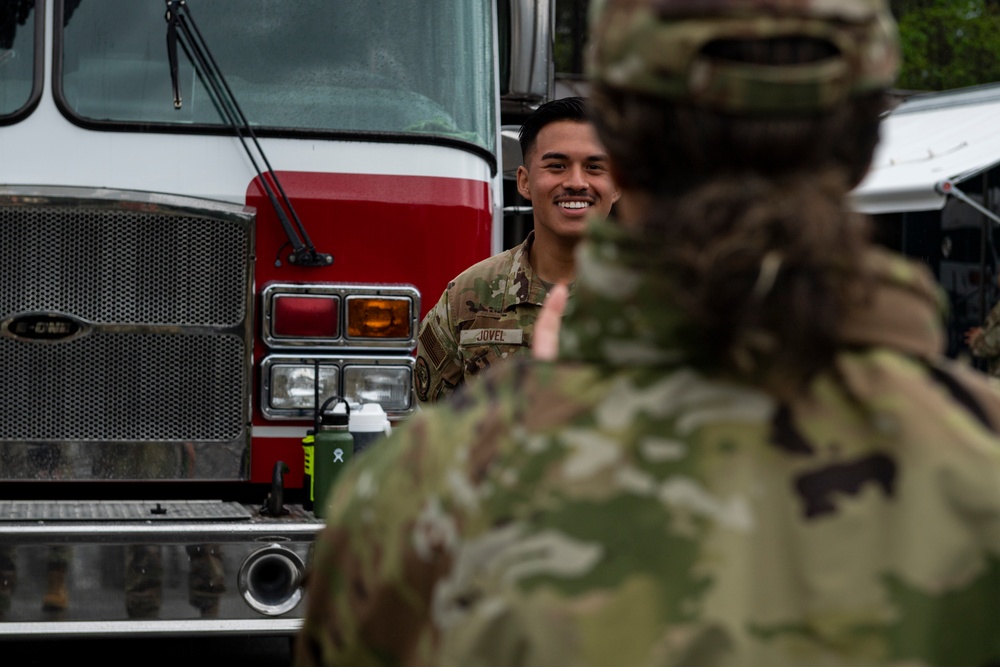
[587,0,900,114]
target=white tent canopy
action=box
[849,84,1000,215]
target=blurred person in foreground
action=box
[414,96,618,403]
[297,0,1000,665]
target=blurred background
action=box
[550,0,1000,96]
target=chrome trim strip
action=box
[0,520,322,544]
[0,618,303,638]
[506,0,554,105]
[252,425,311,438]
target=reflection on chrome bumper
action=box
[0,502,322,635]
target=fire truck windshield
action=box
[0,0,38,118]
[56,0,495,152]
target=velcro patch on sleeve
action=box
[419,324,449,370]
[460,329,524,346]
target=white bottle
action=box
[348,403,392,454]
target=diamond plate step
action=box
[0,500,253,522]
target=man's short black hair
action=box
[518,96,589,164]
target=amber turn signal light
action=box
[346,297,411,339]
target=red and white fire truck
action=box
[0,0,552,636]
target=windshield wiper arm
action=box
[164,0,332,268]
[166,3,181,109]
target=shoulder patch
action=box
[415,356,431,402]
[419,323,449,369]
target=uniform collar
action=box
[501,230,549,311]
[836,247,946,360]
[559,218,946,367]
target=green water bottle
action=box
[312,397,353,518]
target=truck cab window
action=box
[0,0,41,121]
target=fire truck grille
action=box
[0,332,245,441]
[0,189,254,453]
[0,205,247,326]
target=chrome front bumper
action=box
[0,500,322,637]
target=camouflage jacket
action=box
[414,231,549,403]
[298,219,1000,667]
[971,299,1000,376]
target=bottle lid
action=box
[317,397,349,428]
[349,403,390,432]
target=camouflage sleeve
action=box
[414,286,464,404]
[293,400,484,667]
[973,303,1000,359]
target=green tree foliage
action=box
[892,0,1000,90]
[555,0,588,75]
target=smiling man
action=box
[414,97,619,403]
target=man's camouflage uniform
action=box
[415,231,550,403]
[970,299,1000,376]
[297,219,1000,667]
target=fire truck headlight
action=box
[269,364,339,410]
[343,365,412,411]
[261,355,415,419]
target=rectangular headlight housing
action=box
[261,354,415,420]
[267,363,340,410]
[262,283,419,350]
[343,365,412,412]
